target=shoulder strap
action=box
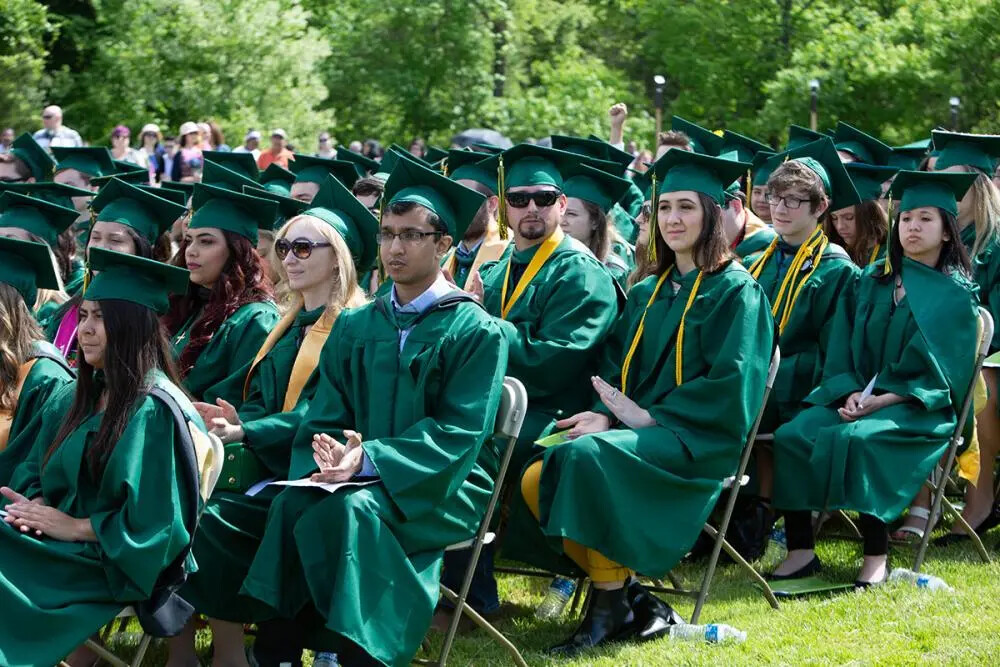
[29,340,75,377]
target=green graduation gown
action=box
[744,238,859,429]
[0,374,198,667]
[962,224,1000,351]
[171,300,280,408]
[241,292,508,667]
[182,307,324,622]
[772,260,978,521]
[732,218,777,260]
[0,343,75,486]
[524,263,774,577]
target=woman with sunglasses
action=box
[0,237,75,487]
[168,175,373,667]
[0,248,201,667]
[45,179,184,367]
[772,171,977,587]
[518,150,774,656]
[163,184,280,410]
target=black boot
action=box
[547,585,634,656]
[625,578,684,642]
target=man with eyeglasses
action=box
[31,106,83,152]
[242,155,509,667]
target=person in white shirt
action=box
[232,129,262,161]
[32,106,83,152]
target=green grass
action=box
[107,522,1000,666]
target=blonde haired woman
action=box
[167,175,374,667]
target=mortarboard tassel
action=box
[883,190,894,275]
[647,172,658,263]
[497,155,509,240]
[441,158,449,179]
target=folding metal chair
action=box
[647,345,782,622]
[915,307,994,571]
[415,376,529,667]
[82,429,225,667]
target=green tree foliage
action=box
[0,0,51,131]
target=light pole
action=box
[950,96,961,131]
[809,79,820,132]
[653,75,666,141]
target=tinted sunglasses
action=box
[505,190,562,209]
[275,238,332,260]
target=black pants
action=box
[785,510,889,556]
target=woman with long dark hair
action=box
[0,248,202,667]
[519,151,775,656]
[825,163,894,267]
[168,175,374,667]
[0,237,74,485]
[46,178,184,366]
[772,171,977,587]
[164,184,280,409]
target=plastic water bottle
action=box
[759,521,787,570]
[312,653,339,667]
[669,623,747,643]
[888,568,954,592]
[535,576,577,619]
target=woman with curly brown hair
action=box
[164,184,280,409]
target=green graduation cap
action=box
[202,160,260,192]
[89,160,149,187]
[0,181,94,211]
[721,130,771,163]
[189,183,278,245]
[932,130,1000,174]
[889,138,931,170]
[335,146,380,176]
[9,133,56,181]
[785,124,826,151]
[889,170,978,217]
[388,144,433,167]
[552,135,633,172]
[446,149,497,192]
[258,163,296,197]
[383,156,486,241]
[52,147,117,178]
[372,148,409,182]
[0,236,60,306]
[751,150,778,187]
[717,150,746,201]
[242,184,309,231]
[563,163,633,213]
[482,143,620,191]
[627,169,653,202]
[649,149,751,205]
[300,175,379,272]
[161,180,194,202]
[0,190,78,246]
[671,117,724,156]
[91,178,187,243]
[834,122,892,165]
[136,184,188,208]
[84,247,189,314]
[290,155,360,189]
[424,146,449,164]
[760,137,862,210]
[845,163,899,203]
[203,150,259,181]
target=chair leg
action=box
[437,586,528,667]
[693,525,779,622]
[940,496,991,564]
[569,577,586,616]
[130,635,152,667]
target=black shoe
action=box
[625,579,684,642]
[547,585,634,657]
[854,570,889,590]
[768,555,822,581]
[933,508,1000,546]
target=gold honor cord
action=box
[496,155,509,240]
[868,242,881,267]
[749,226,827,334]
[647,171,658,262]
[620,266,703,393]
[499,226,564,319]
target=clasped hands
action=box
[194,398,243,444]
[838,391,905,422]
[310,430,365,483]
[1,487,92,541]
[556,376,655,439]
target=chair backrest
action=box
[202,432,225,499]
[977,307,994,359]
[494,376,528,441]
[764,345,781,392]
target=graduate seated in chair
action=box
[518,150,775,656]
[0,249,204,667]
[166,174,373,667]
[771,171,979,588]
[239,157,508,667]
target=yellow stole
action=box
[243,306,335,411]
[443,220,509,290]
[500,227,564,320]
[0,359,38,452]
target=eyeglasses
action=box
[41,114,55,120]
[505,190,562,209]
[376,230,442,245]
[275,238,332,259]
[764,193,809,209]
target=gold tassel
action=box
[746,168,752,203]
[883,190,894,275]
[647,171,658,263]
[376,195,386,286]
[441,157,449,178]
[497,155,508,240]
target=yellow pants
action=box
[520,461,633,584]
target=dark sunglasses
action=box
[275,238,332,260]
[505,190,562,209]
